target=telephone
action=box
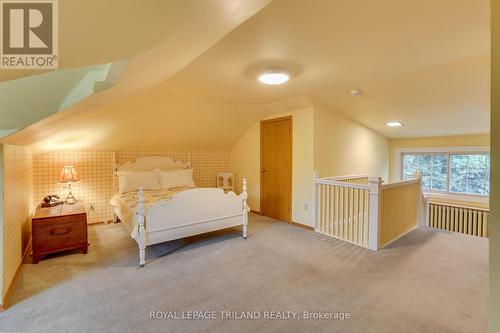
[41,195,62,207]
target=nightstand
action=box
[32,202,88,264]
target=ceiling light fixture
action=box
[385,121,404,127]
[258,72,289,85]
[351,90,361,97]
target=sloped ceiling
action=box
[0,0,271,84]
[0,0,273,150]
[0,0,490,152]
[3,86,311,151]
[0,64,107,130]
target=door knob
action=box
[261,168,266,173]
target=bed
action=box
[110,156,248,267]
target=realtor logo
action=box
[1,0,58,69]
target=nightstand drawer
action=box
[33,219,87,254]
[32,203,88,263]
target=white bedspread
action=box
[109,187,193,237]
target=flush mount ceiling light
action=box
[350,89,362,97]
[385,121,404,127]
[258,72,289,85]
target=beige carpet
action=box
[0,213,488,333]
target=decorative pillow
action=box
[159,168,195,189]
[116,170,160,193]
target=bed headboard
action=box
[116,156,191,172]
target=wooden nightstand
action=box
[32,202,88,264]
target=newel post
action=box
[313,171,320,232]
[368,177,383,251]
[424,194,430,227]
[414,172,425,226]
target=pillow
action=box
[116,170,160,193]
[159,168,195,189]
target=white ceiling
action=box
[164,0,490,137]
[0,0,490,151]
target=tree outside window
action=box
[402,152,490,196]
[403,154,447,191]
[449,154,490,195]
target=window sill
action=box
[424,191,489,208]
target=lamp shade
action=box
[59,166,80,183]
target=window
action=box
[403,154,447,191]
[449,154,490,195]
[402,152,490,196]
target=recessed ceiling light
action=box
[258,72,289,85]
[385,121,404,127]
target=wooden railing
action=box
[426,200,489,238]
[315,178,371,247]
[314,173,423,251]
[323,174,369,185]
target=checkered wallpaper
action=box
[34,150,114,224]
[2,144,33,296]
[114,150,231,187]
[34,149,231,224]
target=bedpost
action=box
[242,178,248,239]
[137,187,146,267]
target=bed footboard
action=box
[135,178,248,267]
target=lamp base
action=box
[66,195,77,205]
[65,183,77,205]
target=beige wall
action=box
[231,123,261,212]
[291,108,315,226]
[231,106,389,227]
[231,108,315,226]
[389,134,490,182]
[314,106,389,181]
[1,144,33,305]
[491,1,499,330]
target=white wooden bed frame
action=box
[113,156,248,267]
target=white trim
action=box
[394,146,490,200]
[382,178,418,189]
[313,171,320,231]
[316,179,370,190]
[324,174,369,180]
[368,177,383,251]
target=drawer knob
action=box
[51,227,71,235]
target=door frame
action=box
[260,116,293,223]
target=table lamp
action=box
[59,165,80,204]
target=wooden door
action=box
[260,116,292,222]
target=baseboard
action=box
[291,221,314,231]
[1,237,32,311]
[252,211,313,231]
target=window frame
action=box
[396,146,490,199]
[401,152,448,192]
